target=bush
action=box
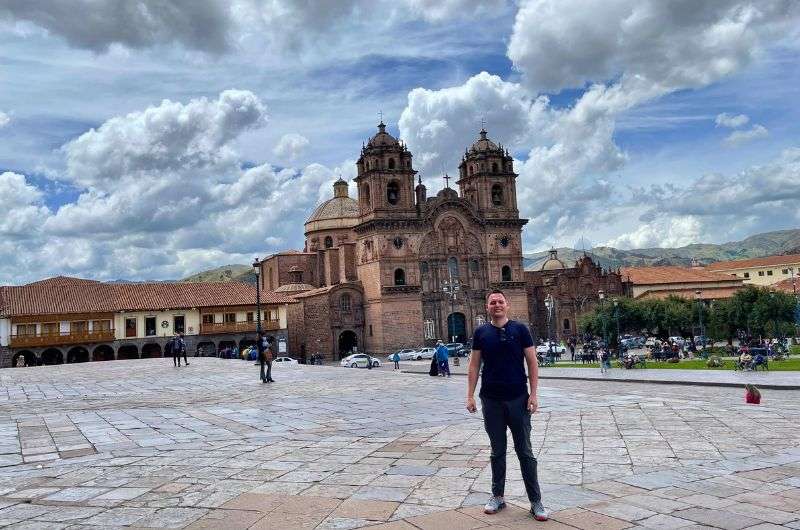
[706,355,723,368]
[667,357,680,363]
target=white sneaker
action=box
[484,496,506,514]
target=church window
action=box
[393,236,403,249]
[387,180,400,205]
[324,236,333,248]
[369,324,373,336]
[420,261,429,274]
[448,257,459,279]
[340,294,351,312]
[499,236,509,248]
[468,166,473,176]
[563,318,571,331]
[492,162,498,173]
[388,158,395,169]
[470,259,479,273]
[406,160,411,168]
[502,265,512,281]
[363,184,371,206]
[394,268,406,285]
[492,184,504,206]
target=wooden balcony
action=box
[199,319,281,335]
[10,329,116,348]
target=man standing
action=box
[466,289,547,521]
[436,340,450,377]
[258,331,268,383]
[177,332,189,366]
[264,337,275,382]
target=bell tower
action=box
[355,121,417,221]
[457,128,519,219]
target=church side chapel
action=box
[260,121,627,360]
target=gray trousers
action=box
[480,394,542,504]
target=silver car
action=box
[411,347,437,360]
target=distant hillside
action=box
[181,264,256,284]
[524,228,800,270]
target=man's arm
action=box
[465,349,481,413]
[523,345,539,413]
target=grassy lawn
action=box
[552,357,800,371]
[792,345,800,355]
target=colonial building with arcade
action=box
[261,122,629,359]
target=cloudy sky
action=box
[1,0,799,284]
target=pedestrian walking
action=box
[466,289,548,521]
[265,337,275,382]
[597,348,606,373]
[436,340,450,377]
[569,339,576,361]
[176,333,189,366]
[392,352,400,370]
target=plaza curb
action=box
[399,369,800,390]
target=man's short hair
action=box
[486,289,507,301]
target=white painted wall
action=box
[0,318,9,347]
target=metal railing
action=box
[10,329,116,348]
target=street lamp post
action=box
[613,298,621,358]
[695,289,704,347]
[253,258,263,338]
[598,290,608,349]
[544,294,555,361]
[442,269,460,343]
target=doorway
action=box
[338,330,358,359]
[447,312,467,343]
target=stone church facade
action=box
[260,122,628,360]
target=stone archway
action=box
[141,343,162,358]
[12,350,36,367]
[196,341,216,357]
[41,348,64,365]
[117,345,139,360]
[66,346,90,363]
[93,345,115,361]
[446,312,467,344]
[338,330,358,359]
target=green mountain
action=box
[524,228,800,271]
[181,264,256,284]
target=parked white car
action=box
[274,357,298,364]
[387,349,418,361]
[536,342,566,355]
[340,354,381,368]
[411,347,437,360]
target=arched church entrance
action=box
[446,312,467,344]
[338,330,358,359]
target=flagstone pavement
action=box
[0,358,798,529]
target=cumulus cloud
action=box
[716,112,749,128]
[724,124,769,146]
[0,172,49,237]
[0,111,9,128]
[0,0,233,53]
[606,216,703,249]
[272,133,310,161]
[0,89,358,283]
[62,89,266,188]
[507,0,799,95]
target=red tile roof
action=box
[621,266,741,285]
[772,277,800,294]
[3,276,297,317]
[707,253,800,271]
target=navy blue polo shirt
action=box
[472,320,534,401]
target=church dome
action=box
[541,249,566,271]
[367,122,399,147]
[304,179,360,234]
[469,129,500,153]
[275,283,315,294]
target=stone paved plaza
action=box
[0,359,799,529]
